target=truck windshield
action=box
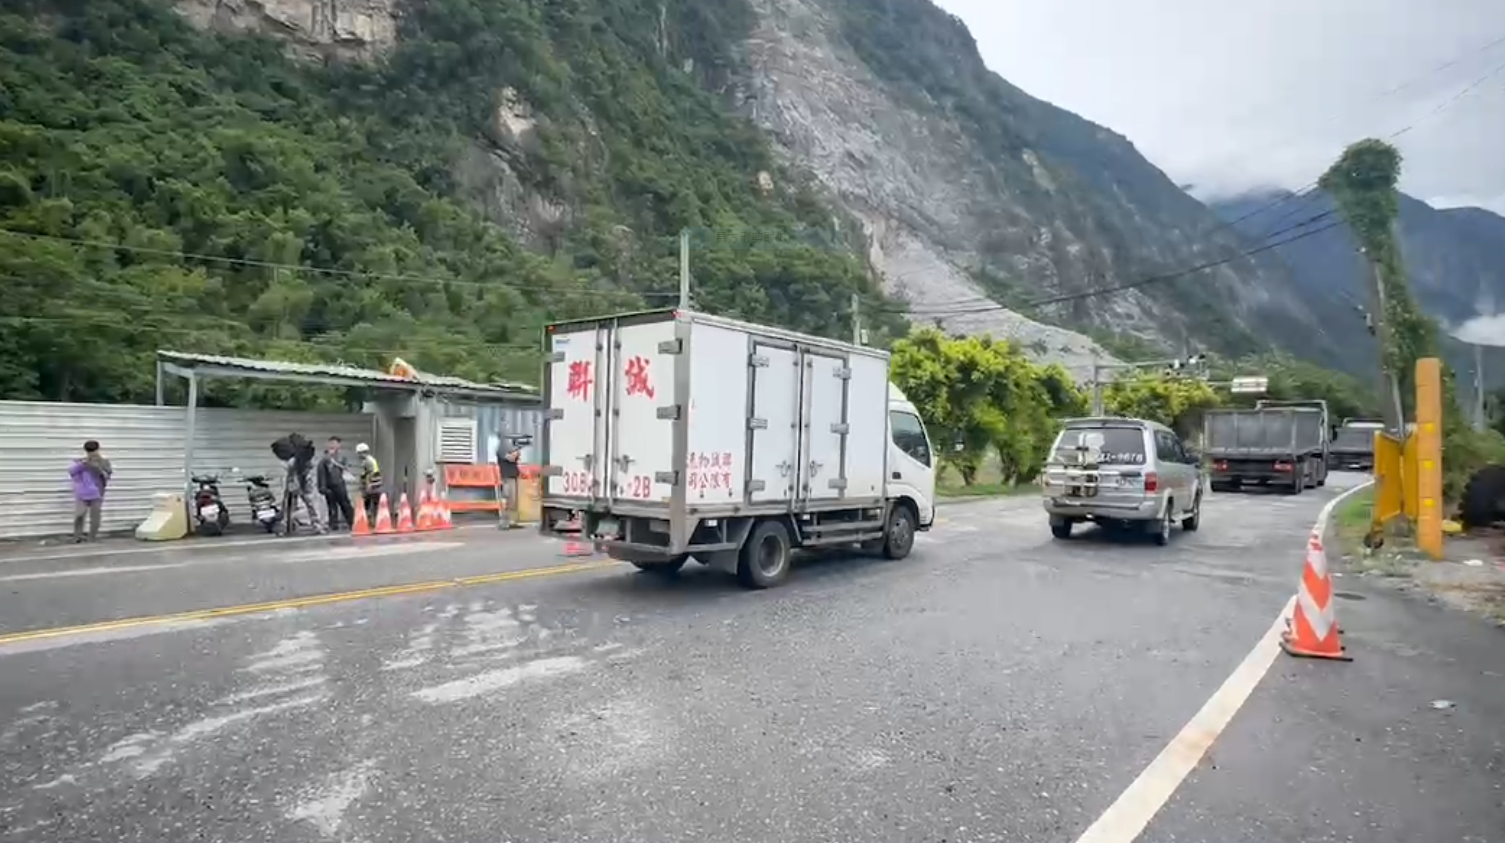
[1053,426,1146,465]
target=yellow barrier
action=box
[1373,431,1404,526]
[1401,430,1419,522]
[1415,358,1443,558]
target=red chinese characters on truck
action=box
[566,360,593,401]
[687,451,734,494]
[623,355,655,399]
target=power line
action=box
[1389,55,1505,139]
[0,227,681,300]
[0,313,546,354]
[896,212,1343,318]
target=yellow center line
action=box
[0,560,619,647]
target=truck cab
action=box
[885,384,937,533]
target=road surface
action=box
[1,474,1501,842]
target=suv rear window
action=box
[1054,426,1147,465]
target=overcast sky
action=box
[932,0,1505,213]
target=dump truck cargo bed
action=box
[1203,407,1327,492]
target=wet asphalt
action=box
[1,473,1501,842]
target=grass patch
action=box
[937,481,1036,499]
[935,454,1038,499]
[1331,488,1373,549]
[1329,487,1422,577]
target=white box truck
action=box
[538,308,937,588]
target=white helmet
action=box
[355,443,370,454]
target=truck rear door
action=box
[608,319,678,506]
[545,322,610,503]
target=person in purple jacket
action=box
[68,440,113,543]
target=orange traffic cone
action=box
[396,492,415,533]
[416,495,436,531]
[1280,529,1351,660]
[438,494,453,530]
[351,501,371,537]
[374,493,394,534]
[561,538,596,557]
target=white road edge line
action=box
[1073,479,1374,843]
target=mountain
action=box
[1209,189,1505,387]
[732,0,1361,374]
[0,0,1363,404]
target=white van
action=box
[538,308,937,588]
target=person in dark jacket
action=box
[317,436,355,531]
[496,438,522,529]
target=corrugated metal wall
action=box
[441,401,543,465]
[0,401,373,540]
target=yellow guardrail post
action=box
[1415,357,1443,559]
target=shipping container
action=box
[538,309,936,588]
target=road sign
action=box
[1230,376,1269,394]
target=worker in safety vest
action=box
[355,443,383,522]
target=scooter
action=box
[191,474,231,536]
[241,471,283,533]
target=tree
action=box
[1319,139,1491,501]
[1102,376,1222,440]
[890,328,1091,486]
[1216,352,1377,422]
[1318,139,1437,412]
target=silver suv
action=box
[1040,417,1204,545]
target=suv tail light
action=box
[1143,471,1158,492]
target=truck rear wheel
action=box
[737,520,793,589]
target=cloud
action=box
[932,0,1505,204]
[1451,314,1505,346]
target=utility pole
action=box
[851,292,862,345]
[1360,245,1404,433]
[1475,342,1486,431]
[678,229,691,309]
[1090,353,1104,415]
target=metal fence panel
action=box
[0,402,183,540]
[0,401,374,541]
[441,401,543,464]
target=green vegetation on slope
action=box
[0,0,903,407]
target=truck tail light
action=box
[1143,471,1158,492]
[1274,461,1292,472]
[1214,460,1228,471]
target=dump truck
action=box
[1328,418,1383,471]
[1203,406,1329,493]
[537,308,937,589]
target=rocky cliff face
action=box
[174,0,397,60]
[732,0,1353,373]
